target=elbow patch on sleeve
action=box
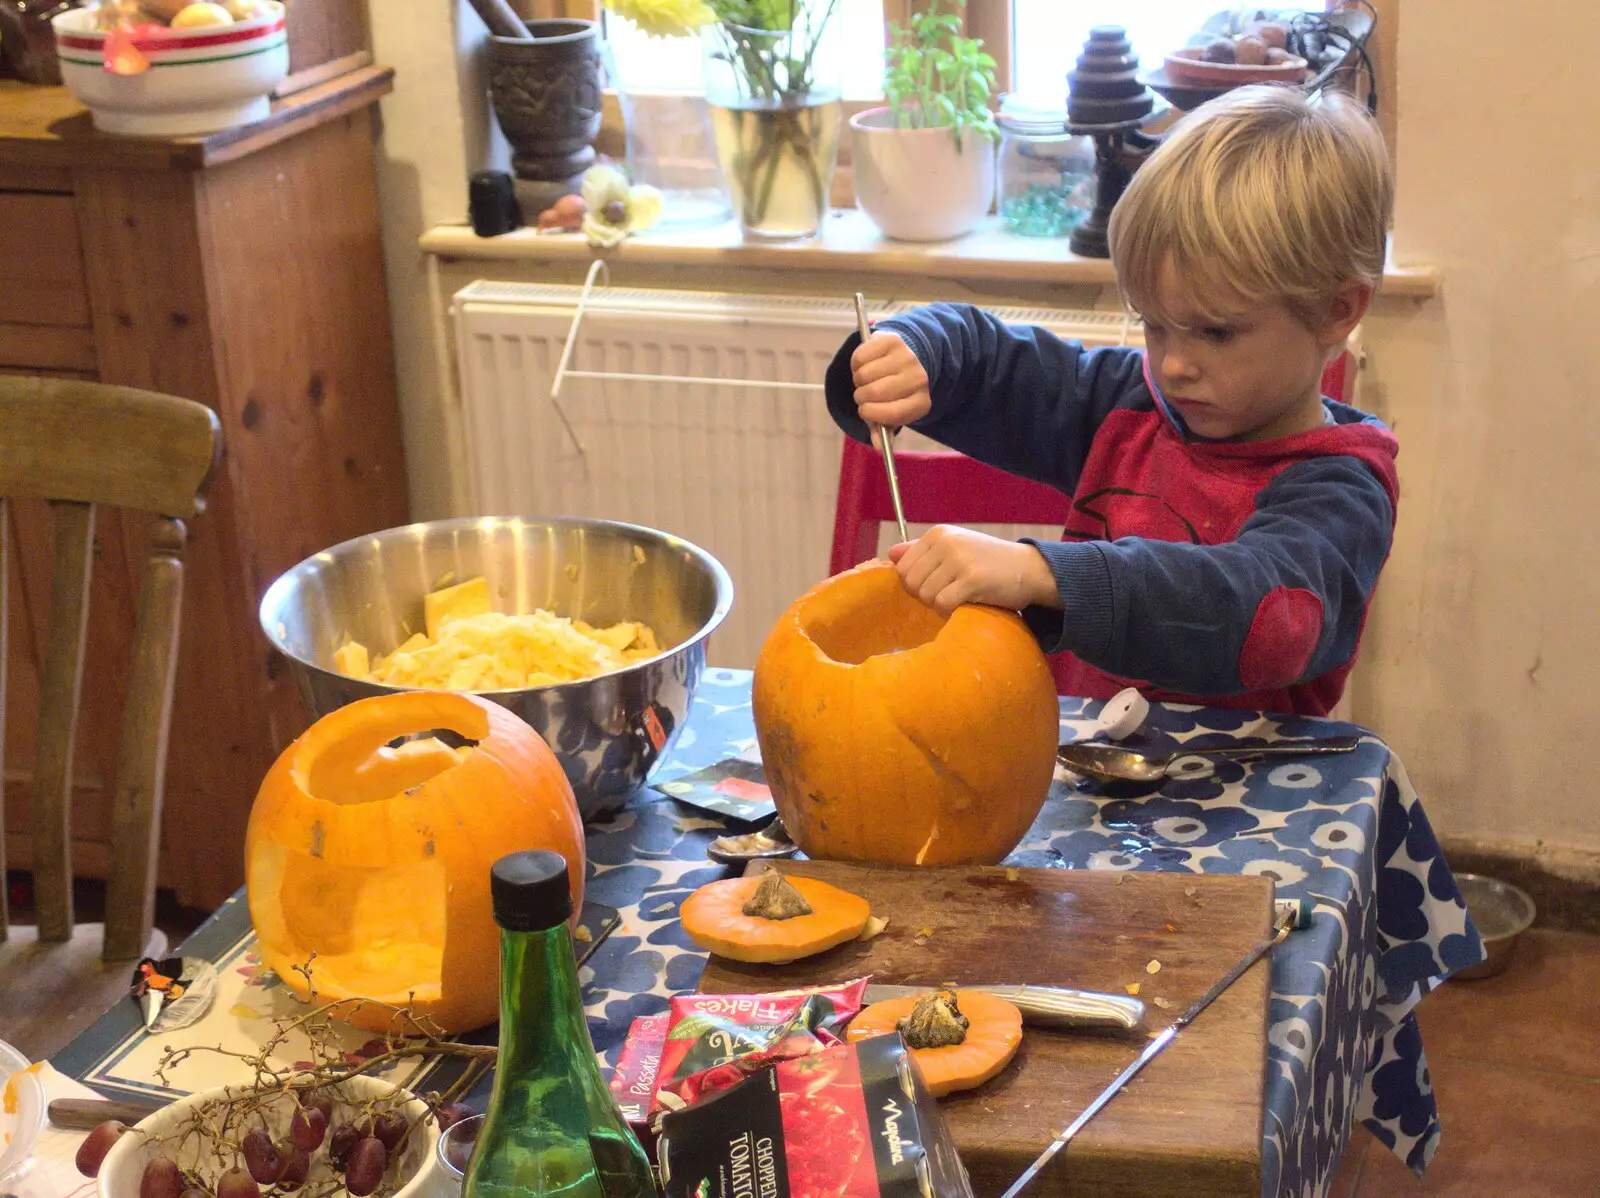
[1238,586,1324,689]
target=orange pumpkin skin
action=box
[753,561,1060,866]
[846,990,1024,1096]
[679,874,871,963]
[246,691,585,1033]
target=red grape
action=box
[326,1121,364,1171]
[139,1157,183,1198]
[435,1103,476,1130]
[216,1167,262,1198]
[241,1127,283,1185]
[275,1145,311,1191]
[290,1105,327,1151]
[344,1138,387,1197]
[357,1038,389,1058]
[301,1091,336,1125]
[75,1119,128,1177]
[372,1109,408,1152]
[443,1135,476,1174]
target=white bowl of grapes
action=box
[82,1074,470,1198]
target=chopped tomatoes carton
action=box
[656,1033,975,1198]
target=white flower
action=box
[580,166,665,247]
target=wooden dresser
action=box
[0,70,410,912]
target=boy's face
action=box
[1139,263,1369,442]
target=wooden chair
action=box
[0,376,220,1061]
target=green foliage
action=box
[706,0,837,103]
[707,0,799,33]
[883,0,999,150]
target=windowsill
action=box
[419,208,1441,298]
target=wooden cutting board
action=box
[696,861,1274,1197]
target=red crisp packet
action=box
[656,1033,975,1198]
[652,979,870,1118]
[610,1012,670,1127]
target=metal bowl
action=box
[1450,873,1537,981]
[260,516,733,822]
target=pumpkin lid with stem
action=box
[847,988,1023,1096]
[680,867,872,964]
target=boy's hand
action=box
[889,527,1060,617]
[851,331,931,427]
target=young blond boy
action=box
[824,86,1396,715]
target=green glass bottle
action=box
[465,850,657,1198]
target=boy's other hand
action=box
[851,331,931,427]
[888,527,1060,617]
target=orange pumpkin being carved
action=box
[246,691,584,1033]
[753,561,1059,866]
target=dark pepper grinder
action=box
[470,170,523,238]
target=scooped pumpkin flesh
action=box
[847,989,1023,1096]
[679,869,871,963]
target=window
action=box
[1010,1,1221,101]
[602,3,889,100]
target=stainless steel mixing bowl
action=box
[259,516,733,821]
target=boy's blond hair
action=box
[1109,85,1393,328]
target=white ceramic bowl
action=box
[53,2,288,137]
[0,1041,46,1191]
[98,1074,441,1198]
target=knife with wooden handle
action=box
[862,983,1146,1033]
[48,1096,168,1131]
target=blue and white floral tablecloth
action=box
[578,670,1484,1198]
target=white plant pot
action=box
[850,106,996,242]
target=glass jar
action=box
[600,30,731,233]
[701,2,843,241]
[997,95,1095,238]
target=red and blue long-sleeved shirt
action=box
[823,302,1399,716]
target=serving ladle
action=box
[1056,735,1362,783]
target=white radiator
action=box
[449,281,1150,669]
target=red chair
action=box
[829,353,1354,574]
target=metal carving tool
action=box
[853,292,909,544]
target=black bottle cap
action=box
[491,850,573,932]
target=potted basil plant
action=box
[851,0,999,241]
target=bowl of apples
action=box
[1164,16,1309,87]
[53,0,288,137]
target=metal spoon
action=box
[707,816,799,865]
[1056,735,1362,783]
[854,292,909,543]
